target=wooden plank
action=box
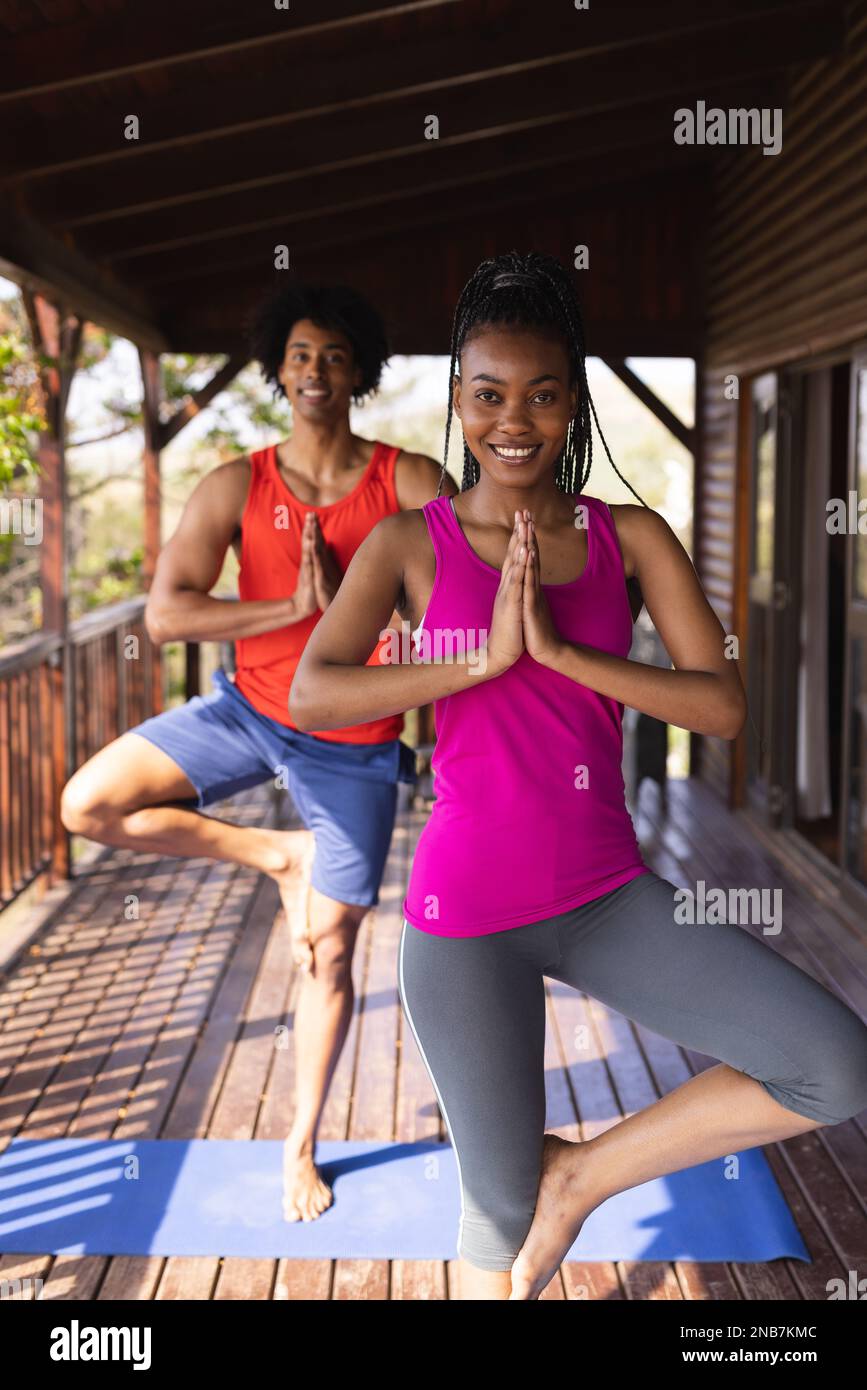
[8,677,21,891]
[1,212,167,355]
[112,141,693,280]
[139,348,163,718]
[638,780,867,1289]
[633,797,803,1295]
[0,795,273,1301]
[731,375,751,808]
[0,786,276,1299]
[669,778,867,1009]
[387,797,448,1300]
[1,777,862,1302]
[208,874,297,1301]
[64,84,758,253]
[101,849,271,1301]
[0,0,457,100]
[0,0,822,129]
[19,671,32,878]
[0,853,176,1297]
[329,847,400,1300]
[0,682,11,902]
[710,50,867,256]
[694,364,738,801]
[152,801,286,1301]
[0,788,294,1300]
[712,241,867,349]
[702,18,867,375]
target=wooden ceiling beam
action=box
[603,358,696,450]
[132,146,705,291]
[150,163,709,359]
[39,76,785,233]
[0,0,456,102]
[0,0,838,180]
[74,113,737,263]
[159,354,248,449]
[0,205,167,351]
[61,18,808,265]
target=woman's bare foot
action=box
[283,1141,334,1222]
[267,830,316,971]
[509,1133,595,1300]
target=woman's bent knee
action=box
[758,1008,867,1126]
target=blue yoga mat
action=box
[0,1137,809,1262]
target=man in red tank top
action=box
[60,282,457,1223]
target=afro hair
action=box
[246,281,390,404]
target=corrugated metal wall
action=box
[695,0,867,801]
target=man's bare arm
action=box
[145,458,308,645]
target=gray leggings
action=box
[398,871,867,1272]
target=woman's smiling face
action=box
[453,326,578,482]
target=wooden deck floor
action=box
[1,775,865,1301]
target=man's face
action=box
[277,318,362,420]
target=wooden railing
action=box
[0,597,206,911]
[0,628,61,909]
[0,595,431,914]
[68,597,160,769]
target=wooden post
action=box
[689,358,704,784]
[22,291,81,885]
[730,372,753,811]
[185,642,201,700]
[139,347,164,715]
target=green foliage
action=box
[196,364,290,458]
[69,544,144,613]
[0,319,45,486]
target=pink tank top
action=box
[402,493,651,937]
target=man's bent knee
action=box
[59,772,114,839]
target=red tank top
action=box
[234,440,404,743]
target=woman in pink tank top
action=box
[400,488,648,934]
[290,255,865,1302]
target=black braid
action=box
[435,250,647,506]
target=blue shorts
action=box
[128,667,417,908]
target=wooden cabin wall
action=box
[694,0,867,803]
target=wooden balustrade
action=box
[0,597,204,911]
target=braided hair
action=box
[437,251,646,504]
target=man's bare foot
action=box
[283,1142,334,1222]
[509,1133,595,1300]
[267,830,316,971]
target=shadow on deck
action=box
[0,776,865,1301]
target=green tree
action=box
[0,296,45,488]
